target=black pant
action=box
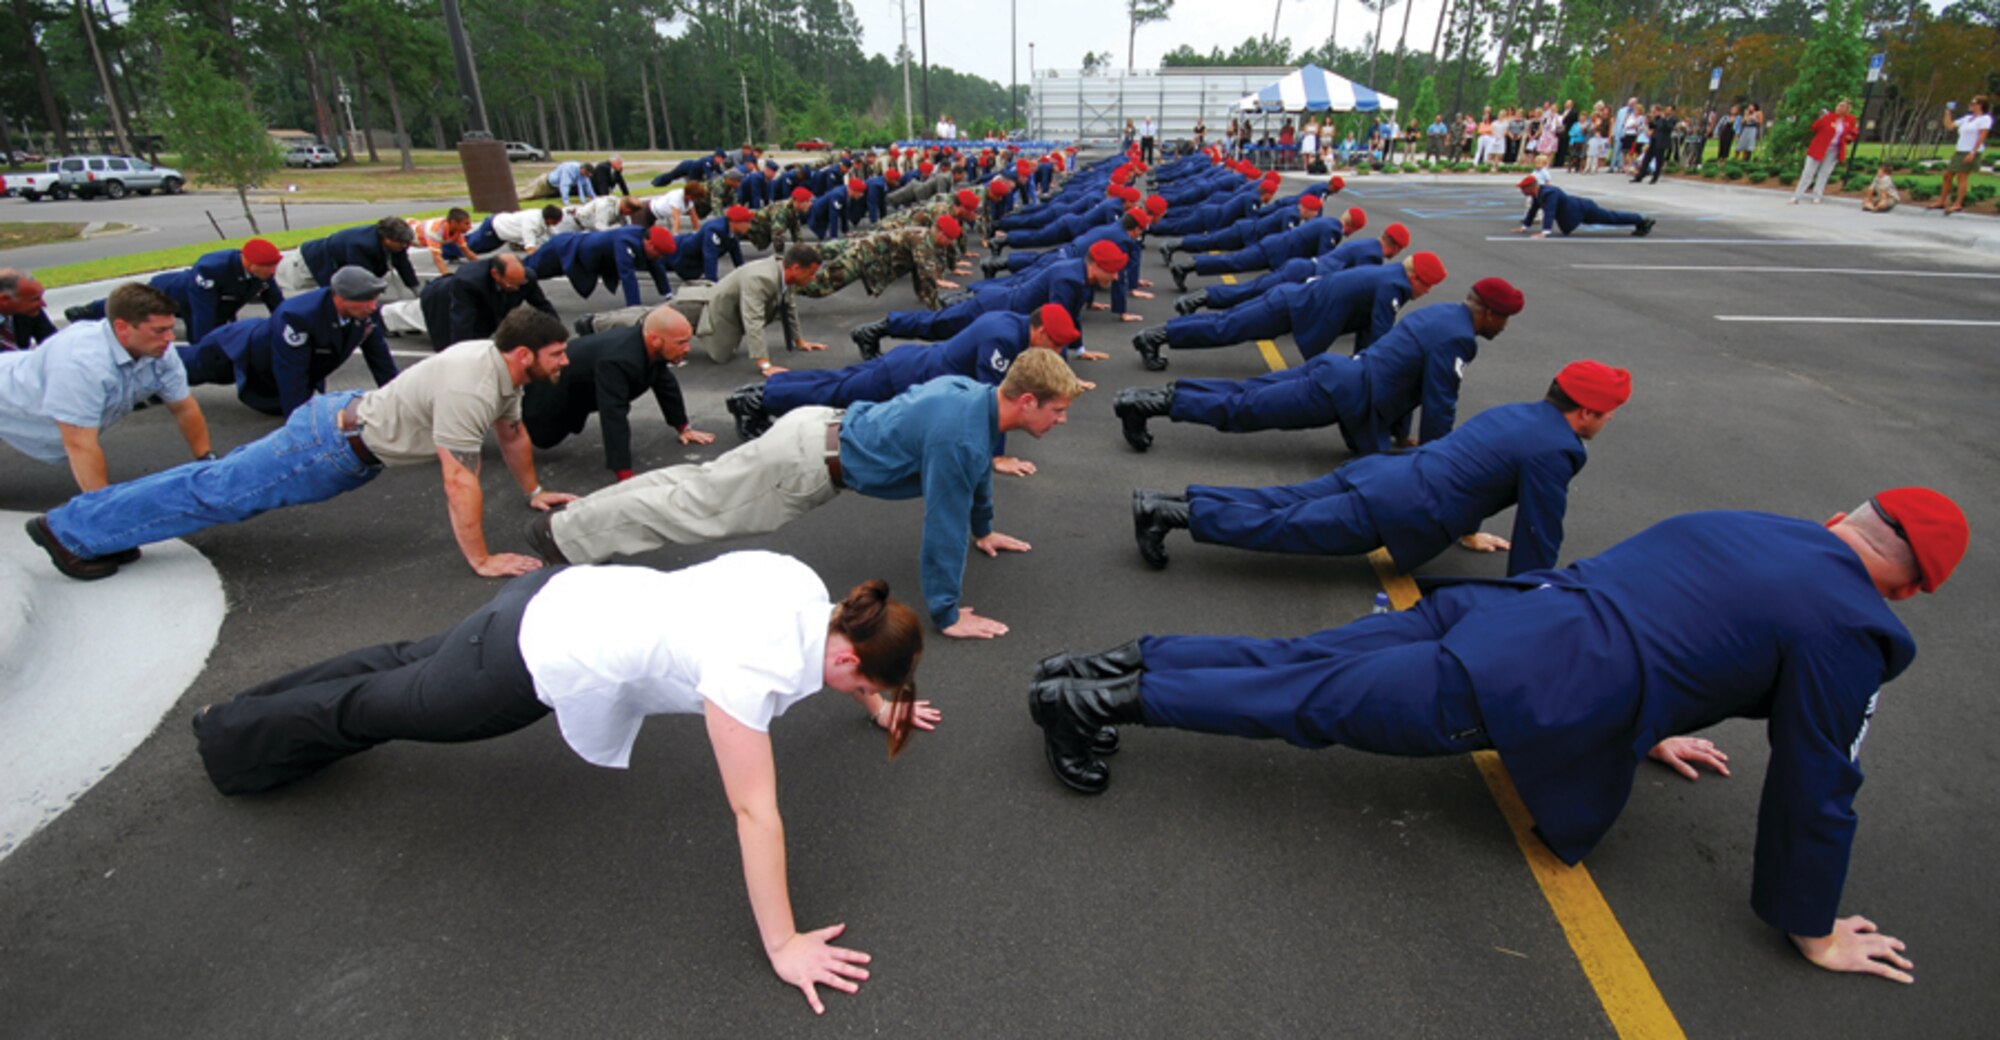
[1636,145,1667,183]
[1141,136,1156,165]
[194,568,561,794]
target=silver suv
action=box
[285,144,340,168]
[56,155,186,199]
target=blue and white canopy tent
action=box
[1236,64,1399,114]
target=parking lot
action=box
[2,171,1998,1037]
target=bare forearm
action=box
[65,444,110,493]
[170,403,212,457]
[495,421,539,495]
[734,808,797,955]
[440,465,491,565]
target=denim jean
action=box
[45,390,381,557]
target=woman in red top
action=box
[1790,99,1858,205]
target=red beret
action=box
[1383,222,1411,248]
[1409,251,1448,287]
[1126,207,1153,228]
[791,187,814,203]
[1110,184,1140,202]
[885,167,902,183]
[846,177,866,195]
[1343,207,1368,231]
[1518,175,1540,194]
[1327,176,1346,193]
[919,161,936,177]
[241,238,282,266]
[1872,487,1969,593]
[1111,166,1133,185]
[1040,154,1053,164]
[1087,239,1129,273]
[888,147,901,158]
[956,188,979,209]
[1555,360,1633,414]
[1260,172,1281,188]
[647,226,676,254]
[1016,160,1033,175]
[1471,276,1524,315]
[988,178,1013,199]
[1145,194,1168,216]
[935,214,963,240]
[1299,194,1324,213]
[724,204,752,223]
[1038,303,1081,347]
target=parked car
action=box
[793,138,834,151]
[55,155,185,199]
[504,141,549,162]
[9,150,47,166]
[2,162,68,201]
[284,144,340,168]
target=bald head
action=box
[0,268,46,316]
[642,304,693,365]
[1831,501,1921,599]
[491,253,528,290]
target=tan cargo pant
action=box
[549,406,843,562]
[585,284,712,334]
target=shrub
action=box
[1723,166,1744,180]
[1450,161,1471,172]
[1778,172,1798,186]
[1907,183,1935,201]
[1892,176,1918,191]
[1966,183,1996,204]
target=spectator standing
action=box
[1934,96,1992,216]
[1790,99,1858,205]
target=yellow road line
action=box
[1368,549,1685,1039]
[1213,272,1288,370]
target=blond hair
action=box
[998,346,1084,402]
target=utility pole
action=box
[1010,0,1018,129]
[919,0,931,130]
[740,70,753,143]
[438,0,490,135]
[895,0,914,139]
[1029,43,1036,138]
[338,78,359,157]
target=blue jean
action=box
[45,390,381,556]
[465,217,501,254]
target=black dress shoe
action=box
[1633,217,1656,237]
[64,304,95,323]
[725,383,771,440]
[1173,288,1209,316]
[1131,327,1170,372]
[1133,489,1191,569]
[24,515,119,581]
[851,320,889,360]
[572,315,595,337]
[1113,383,1173,451]
[524,512,569,565]
[1027,673,1147,795]
[106,546,142,565]
[1169,261,1195,292]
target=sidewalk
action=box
[1288,169,2000,263]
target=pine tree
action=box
[1766,0,1867,160]
[1486,58,1522,112]
[1557,53,1594,109]
[1409,76,1441,128]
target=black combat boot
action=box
[851,320,889,360]
[1027,672,1148,795]
[1169,260,1196,292]
[1633,217,1656,237]
[1133,488,1191,569]
[1173,288,1209,316]
[1113,384,1175,451]
[1131,327,1170,372]
[1035,638,1144,681]
[980,255,1009,278]
[1158,242,1177,265]
[725,383,772,440]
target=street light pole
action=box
[919,0,931,131]
[1011,0,1018,129]
[437,0,491,136]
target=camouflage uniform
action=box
[744,199,809,252]
[795,227,949,309]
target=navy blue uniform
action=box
[527,228,671,307]
[650,156,718,187]
[1180,208,1296,255]
[738,170,774,210]
[1203,238,1383,310]
[1192,219,1344,278]
[1002,200,1122,250]
[178,289,399,416]
[300,225,419,292]
[1151,186,1262,237]
[1523,185,1644,235]
[765,311,1036,416]
[1188,400,1585,573]
[1164,263,1411,359]
[691,216,746,282]
[71,249,284,342]
[806,185,855,240]
[1136,511,1914,937]
[1167,302,1476,454]
[885,258,1088,342]
[1008,224,1139,313]
[864,175,890,223]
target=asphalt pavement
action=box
[1,193,433,271]
[2,169,1998,1038]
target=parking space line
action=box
[1215,271,1288,370]
[1715,316,2000,326]
[1367,550,1685,1038]
[1486,236,1860,245]
[1576,265,2000,279]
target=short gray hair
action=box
[0,268,35,296]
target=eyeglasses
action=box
[1868,497,1911,546]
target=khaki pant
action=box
[524,172,556,199]
[379,299,427,336]
[275,253,319,296]
[587,286,711,334]
[549,406,843,562]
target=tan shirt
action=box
[353,341,522,465]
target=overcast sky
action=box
[851,0,1458,88]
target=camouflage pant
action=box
[796,241,867,298]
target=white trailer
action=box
[1028,67,1298,148]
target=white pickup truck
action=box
[1,163,68,201]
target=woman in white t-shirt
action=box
[649,180,707,234]
[1937,95,1991,216]
[192,551,938,1014]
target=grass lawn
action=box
[0,222,88,249]
[159,149,738,205]
[29,209,455,288]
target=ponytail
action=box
[830,580,925,758]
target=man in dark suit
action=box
[590,156,631,197]
[521,304,714,481]
[412,254,558,352]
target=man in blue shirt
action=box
[527,226,676,308]
[1180,223,1408,314]
[1027,488,1966,985]
[64,240,286,342]
[1132,361,1627,571]
[728,304,1083,443]
[1133,252,1441,371]
[1116,276,1522,455]
[1,282,213,497]
[1516,175,1655,237]
[1167,203,1360,292]
[178,266,402,417]
[678,206,751,283]
[528,161,597,206]
[807,178,866,241]
[529,350,1085,639]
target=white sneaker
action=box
[1787,197,1799,205]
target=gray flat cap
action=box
[330,265,389,300]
